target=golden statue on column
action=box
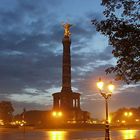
[62,23,72,37]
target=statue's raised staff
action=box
[62,23,72,37]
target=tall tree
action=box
[92,0,140,83]
[0,101,14,123]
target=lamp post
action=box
[97,78,115,140]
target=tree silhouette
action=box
[0,101,14,123]
[92,0,140,83]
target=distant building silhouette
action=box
[14,110,52,127]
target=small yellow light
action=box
[108,82,114,93]
[129,112,133,116]
[58,112,62,117]
[93,121,97,124]
[135,119,139,122]
[52,111,57,117]
[117,120,120,122]
[20,123,24,126]
[97,78,104,90]
[0,120,4,125]
[124,112,128,116]
[122,120,126,123]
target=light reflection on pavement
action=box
[0,128,140,140]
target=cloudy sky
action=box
[0,0,140,119]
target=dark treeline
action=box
[111,106,140,125]
[0,101,14,123]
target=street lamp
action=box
[97,78,115,140]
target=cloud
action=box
[0,0,65,95]
[0,1,103,96]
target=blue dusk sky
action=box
[0,0,139,118]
